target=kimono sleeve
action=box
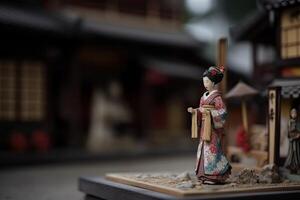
[210,96,227,129]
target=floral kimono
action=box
[195,90,231,183]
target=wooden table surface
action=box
[79,176,300,200]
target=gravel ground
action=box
[0,154,195,200]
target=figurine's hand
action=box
[199,107,204,113]
[187,107,194,113]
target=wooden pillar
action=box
[252,43,258,80]
[217,38,227,95]
[217,38,228,153]
[268,87,281,165]
[241,100,248,134]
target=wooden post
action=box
[268,87,281,166]
[241,100,248,134]
[217,38,228,153]
[217,38,227,95]
[252,43,258,79]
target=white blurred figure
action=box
[87,81,133,152]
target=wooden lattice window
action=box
[0,60,46,121]
[20,61,46,121]
[281,7,300,59]
[0,61,16,120]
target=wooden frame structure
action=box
[231,0,300,167]
[267,87,281,165]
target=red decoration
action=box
[210,70,217,76]
[31,130,51,152]
[236,125,250,152]
[219,66,225,73]
[145,69,168,86]
[10,131,28,152]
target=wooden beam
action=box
[217,38,228,153]
[217,38,227,95]
[241,100,249,134]
[267,87,281,165]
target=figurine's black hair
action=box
[203,66,223,84]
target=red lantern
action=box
[10,131,28,152]
[31,130,51,152]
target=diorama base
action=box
[78,173,300,200]
[286,173,300,182]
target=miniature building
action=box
[263,0,300,166]
[232,0,300,166]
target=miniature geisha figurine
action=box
[284,108,300,174]
[187,66,231,184]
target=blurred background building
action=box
[6,1,300,200]
[0,0,279,167]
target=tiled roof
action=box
[259,0,300,10]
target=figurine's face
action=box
[291,109,297,119]
[203,76,214,91]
